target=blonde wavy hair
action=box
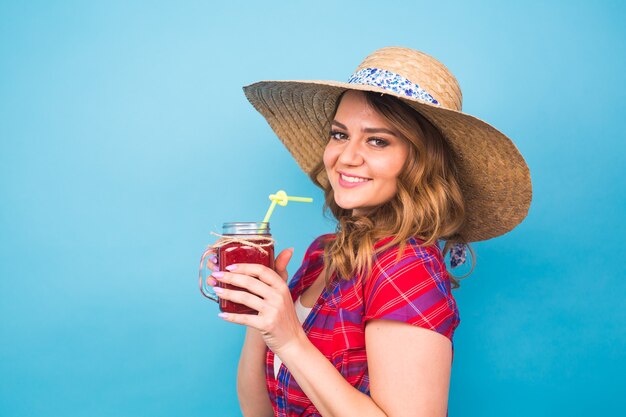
[310,91,471,288]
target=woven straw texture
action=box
[243,47,532,242]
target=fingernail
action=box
[213,286,224,294]
[212,271,225,278]
[207,277,217,286]
[225,265,237,271]
[210,255,218,264]
[218,312,228,319]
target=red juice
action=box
[217,237,274,314]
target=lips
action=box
[337,172,371,188]
[340,173,369,182]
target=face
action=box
[323,90,410,216]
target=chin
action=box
[336,203,374,216]
[333,199,361,212]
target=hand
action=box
[199,241,286,291]
[212,248,306,355]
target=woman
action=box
[204,47,531,416]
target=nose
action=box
[337,138,364,166]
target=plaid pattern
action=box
[265,234,460,417]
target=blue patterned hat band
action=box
[347,68,440,106]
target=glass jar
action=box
[199,222,274,314]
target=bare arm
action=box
[236,328,273,417]
[234,248,294,417]
[365,320,452,417]
[277,332,387,417]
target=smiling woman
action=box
[323,91,410,216]
[202,46,532,417]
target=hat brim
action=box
[243,80,532,242]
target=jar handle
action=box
[198,246,219,303]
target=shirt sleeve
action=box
[363,240,460,341]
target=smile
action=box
[341,173,369,183]
[338,173,371,187]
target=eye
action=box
[329,130,348,141]
[368,137,389,148]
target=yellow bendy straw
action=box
[262,190,313,223]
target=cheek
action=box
[374,157,403,181]
[379,152,408,188]
[389,146,410,178]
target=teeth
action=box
[341,174,369,183]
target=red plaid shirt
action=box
[265,234,460,417]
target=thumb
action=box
[274,248,294,282]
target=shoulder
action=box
[368,237,448,297]
[372,237,445,279]
[287,233,334,293]
[299,233,334,265]
[364,237,459,340]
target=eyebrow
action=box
[332,120,398,136]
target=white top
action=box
[273,297,313,377]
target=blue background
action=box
[1,1,624,416]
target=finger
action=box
[274,248,294,282]
[199,277,218,301]
[213,286,264,312]
[224,263,285,289]
[218,311,261,329]
[212,271,272,299]
[200,247,219,271]
[205,276,217,287]
[208,257,219,270]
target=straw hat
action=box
[243,46,532,242]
